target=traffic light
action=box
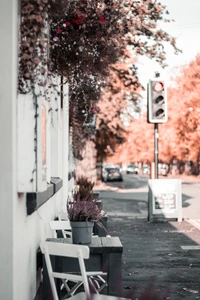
[147,79,168,123]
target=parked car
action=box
[102,167,123,182]
[143,164,150,175]
[158,163,168,176]
[126,164,138,174]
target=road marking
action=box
[108,212,145,217]
[181,245,200,250]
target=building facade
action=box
[0,1,74,299]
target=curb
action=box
[186,219,200,231]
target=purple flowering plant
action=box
[67,191,102,222]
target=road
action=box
[97,173,200,220]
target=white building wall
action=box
[14,191,62,300]
[0,0,18,299]
[14,85,70,300]
[0,1,72,299]
[14,81,70,299]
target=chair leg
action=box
[61,275,107,297]
[89,275,108,293]
[88,277,99,294]
[61,280,84,297]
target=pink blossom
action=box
[100,17,105,24]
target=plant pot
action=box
[93,212,108,237]
[70,221,94,245]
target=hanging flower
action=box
[53,36,59,42]
[72,18,81,25]
[78,15,84,20]
[91,106,100,114]
[57,29,62,33]
[65,21,70,26]
[100,17,105,24]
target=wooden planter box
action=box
[93,211,108,237]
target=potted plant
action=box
[67,191,103,244]
[76,176,95,192]
[76,176,103,209]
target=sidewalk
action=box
[105,206,200,299]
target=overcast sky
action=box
[138,0,200,86]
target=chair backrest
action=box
[40,241,90,300]
[57,211,69,221]
[49,220,71,238]
[41,241,90,258]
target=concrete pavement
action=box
[97,186,200,299]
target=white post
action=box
[50,76,62,178]
[62,82,69,211]
[0,0,18,299]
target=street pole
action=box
[154,71,160,179]
[154,123,159,179]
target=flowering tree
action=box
[92,0,180,162]
[18,0,180,160]
[109,54,200,175]
[96,50,142,162]
[107,114,154,165]
[167,55,200,165]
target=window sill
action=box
[26,177,63,215]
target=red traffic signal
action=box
[153,82,164,92]
[147,79,168,123]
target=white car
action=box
[126,164,138,174]
[143,164,150,175]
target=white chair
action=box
[48,222,107,296]
[40,241,127,300]
[57,211,69,221]
[50,220,72,239]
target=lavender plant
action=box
[76,176,95,191]
[67,191,102,222]
[76,176,95,200]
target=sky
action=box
[137,0,200,89]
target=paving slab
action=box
[107,217,200,299]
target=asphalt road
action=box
[99,172,200,220]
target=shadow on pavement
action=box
[182,193,192,208]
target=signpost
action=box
[147,72,168,179]
[147,74,182,223]
[148,179,182,222]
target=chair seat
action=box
[69,292,129,300]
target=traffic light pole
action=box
[154,123,159,179]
